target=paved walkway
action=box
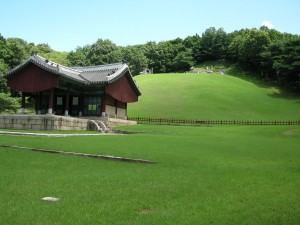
[0,130,116,137]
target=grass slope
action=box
[0,125,300,224]
[129,73,300,120]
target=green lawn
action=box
[1,125,299,225]
[129,73,300,120]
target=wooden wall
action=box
[7,64,58,93]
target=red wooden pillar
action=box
[38,92,42,114]
[64,89,70,116]
[35,93,38,114]
[21,92,25,114]
[48,88,54,114]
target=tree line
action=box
[1,26,300,95]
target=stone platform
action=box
[0,114,137,131]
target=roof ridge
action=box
[33,55,81,73]
[72,62,124,70]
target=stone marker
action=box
[41,197,59,202]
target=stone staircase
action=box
[87,120,110,133]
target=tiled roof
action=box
[6,54,141,95]
[6,55,86,83]
[72,62,126,84]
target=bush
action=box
[0,92,20,113]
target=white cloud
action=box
[261,21,273,29]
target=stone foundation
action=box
[0,114,88,131]
[0,114,137,131]
[108,118,137,127]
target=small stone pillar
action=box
[78,94,83,116]
[101,95,106,117]
[114,99,118,118]
[20,92,25,114]
[64,89,70,116]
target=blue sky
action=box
[1,0,299,52]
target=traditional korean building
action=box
[6,54,141,120]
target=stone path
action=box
[0,130,114,137]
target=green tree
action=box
[156,39,188,72]
[28,43,70,66]
[228,33,244,62]
[173,49,194,72]
[0,60,9,93]
[0,92,20,113]
[0,34,9,62]
[229,29,271,73]
[265,29,283,42]
[197,27,228,62]
[272,37,300,87]
[67,45,91,66]
[184,34,201,63]
[156,41,174,72]
[260,48,273,80]
[0,34,10,93]
[121,46,148,76]
[35,43,52,54]
[143,41,164,73]
[87,39,122,65]
[41,51,70,66]
[241,29,271,70]
[6,38,29,67]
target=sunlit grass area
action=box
[1,125,299,225]
[129,73,300,120]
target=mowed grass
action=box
[129,73,300,120]
[1,125,300,225]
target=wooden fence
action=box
[127,117,300,126]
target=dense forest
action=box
[1,26,300,96]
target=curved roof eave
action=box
[6,55,141,95]
[7,55,87,84]
[6,56,36,77]
[107,64,128,84]
[107,65,141,96]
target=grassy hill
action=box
[128,73,300,120]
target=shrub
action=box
[0,92,20,113]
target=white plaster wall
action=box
[105,105,127,119]
[106,105,116,118]
[117,108,126,119]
